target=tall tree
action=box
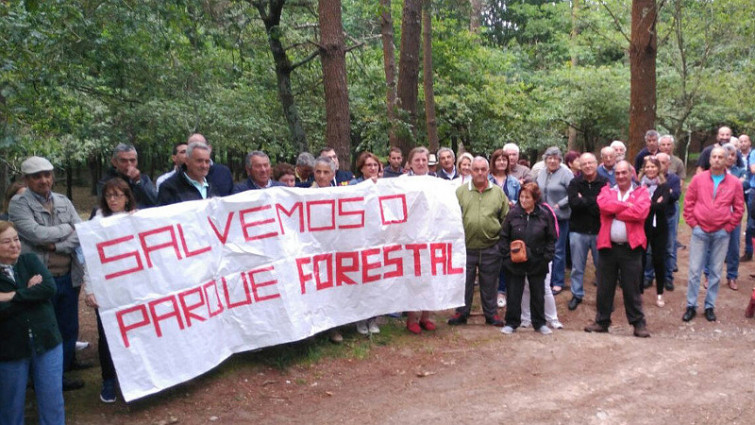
[628,0,657,158]
[380,0,399,147]
[422,0,439,151]
[469,0,482,33]
[318,0,351,169]
[252,0,311,154]
[396,0,423,156]
[567,0,580,150]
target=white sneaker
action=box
[356,321,369,336]
[520,320,531,328]
[537,326,553,335]
[501,325,515,334]
[497,293,507,308]
[75,341,90,351]
[548,320,564,329]
[656,295,665,308]
[367,318,380,334]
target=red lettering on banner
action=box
[239,205,278,241]
[297,257,313,294]
[178,286,206,327]
[203,280,225,317]
[307,200,336,231]
[208,212,234,244]
[379,194,408,225]
[382,245,404,279]
[276,202,304,234]
[148,295,185,337]
[139,226,183,268]
[98,235,144,280]
[222,276,253,309]
[361,248,381,283]
[338,197,365,229]
[405,243,428,276]
[335,252,359,286]
[177,224,211,258]
[430,242,447,276]
[446,243,463,274]
[116,304,150,348]
[248,266,280,302]
[313,253,334,289]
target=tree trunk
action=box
[253,0,308,153]
[422,0,439,152]
[380,0,399,147]
[318,0,352,170]
[469,0,482,33]
[628,0,657,160]
[396,0,422,157]
[567,0,579,151]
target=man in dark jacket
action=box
[566,153,607,310]
[97,143,158,209]
[187,133,234,196]
[158,142,220,205]
[319,147,353,186]
[233,151,285,193]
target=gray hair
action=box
[721,143,737,156]
[600,146,616,157]
[186,141,210,159]
[659,134,675,145]
[245,150,269,168]
[296,152,315,167]
[610,140,626,151]
[314,157,336,172]
[502,143,519,154]
[542,146,562,161]
[645,130,660,141]
[437,147,455,161]
[112,143,137,159]
[472,156,489,169]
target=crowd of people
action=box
[0,127,752,422]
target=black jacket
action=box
[644,182,673,235]
[207,163,234,196]
[158,166,221,205]
[0,253,61,361]
[500,203,557,276]
[97,167,158,209]
[567,174,608,235]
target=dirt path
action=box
[60,223,755,424]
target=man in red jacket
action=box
[585,161,651,337]
[683,146,745,322]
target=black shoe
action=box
[584,322,608,333]
[643,279,653,289]
[682,307,696,322]
[63,377,84,391]
[741,253,753,262]
[664,281,674,291]
[447,312,468,325]
[485,315,504,327]
[568,296,582,311]
[70,359,95,371]
[633,325,651,338]
[705,308,716,322]
[673,266,679,272]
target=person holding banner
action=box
[158,142,221,205]
[0,220,66,425]
[83,178,138,403]
[402,147,438,333]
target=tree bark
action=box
[567,0,579,151]
[469,0,482,33]
[422,0,438,152]
[396,0,422,157]
[253,0,308,154]
[628,0,657,160]
[379,0,399,147]
[318,0,352,170]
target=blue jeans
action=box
[569,232,597,299]
[0,343,65,425]
[551,219,569,288]
[52,274,78,371]
[725,224,741,279]
[686,227,729,310]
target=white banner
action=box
[76,176,465,401]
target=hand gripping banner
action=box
[76,176,466,401]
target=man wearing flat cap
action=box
[8,156,88,390]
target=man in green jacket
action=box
[448,156,509,327]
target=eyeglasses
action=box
[104,193,125,200]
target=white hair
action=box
[502,143,520,154]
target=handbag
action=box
[510,240,527,263]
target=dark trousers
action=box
[596,244,646,328]
[458,246,501,319]
[643,229,668,295]
[96,310,116,381]
[52,274,79,371]
[504,272,546,329]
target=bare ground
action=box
[41,186,755,424]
